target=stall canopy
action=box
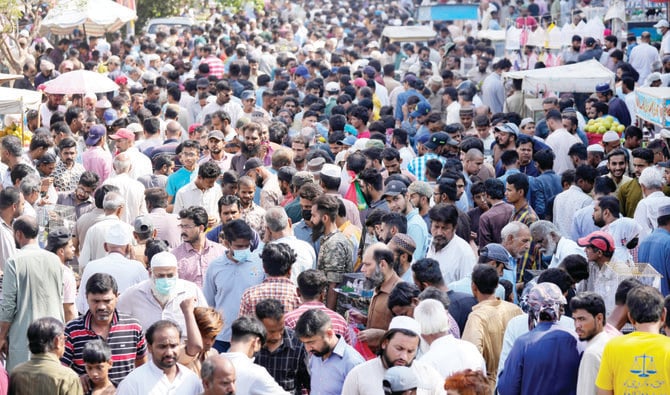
[381,26,436,42]
[503,60,615,95]
[635,86,670,127]
[0,88,42,114]
[41,0,137,36]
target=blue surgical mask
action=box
[233,248,251,262]
[154,277,177,295]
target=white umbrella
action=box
[43,70,118,94]
[41,0,136,36]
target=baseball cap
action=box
[382,180,408,198]
[519,118,535,129]
[352,77,367,88]
[595,82,611,94]
[577,230,615,253]
[133,215,154,235]
[424,132,451,150]
[494,123,519,136]
[109,128,135,141]
[480,243,512,269]
[46,227,71,250]
[402,74,417,84]
[105,222,132,245]
[114,75,128,85]
[197,77,209,88]
[242,158,264,175]
[294,65,310,78]
[86,125,106,146]
[658,160,670,169]
[584,37,596,46]
[151,251,178,268]
[384,367,418,392]
[410,102,431,118]
[339,135,357,146]
[241,90,255,100]
[320,163,342,179]
[654,20,670,29]
[325,81,340,93]
[37,152,57,166]
[407,180,433,198]
[344,124,358,137]
[602,131,620,143]
[208,130,225,140]
[103,108,118,126]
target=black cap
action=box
[46,227,71,250]
[242,157,264,175]
[425,132,453,150]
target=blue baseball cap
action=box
[410,102,431,118]
[86,125,106,146]
[339,135,357,146]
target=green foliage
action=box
[135,0,186,31]
[215,0,264,13]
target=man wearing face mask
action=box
[204,220,264,353]
[293,182,323,253]
[117,251,206,339]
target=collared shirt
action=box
[173,182,223,223]
[9,353,83,395]
[511,202,539,227]
[407,153,447,182]
[260,174,283,210]
[52,160,86,192]
[56,192,94,220]
[427,235,476,284]
[82,146,113,184]
[0,218,16,274]
[617,178,643,218]
[553,185,593,236]
[317,231,354,284]
[571,203,600,241]
[123,146,154,180]
[308,335,364,395]
[200,55,225,79]
[548,237,585,268]
[578,262,619,317]
[102,173,148,224]
[478,201,515,248]
[368,274,401,331]
[338,220,361,264]
[116,361,202,395]
[241,202,267,236]
[146,208,182,248]
[78,216,134,272]
[221,351,290,395]
[531,170,562,219]
[271,235,316,284]
[638,227,670,296]
[342,357,444,395]
[166,167,196,198]
[239,277,301,317]
[284,301,352,344]
[116,279,207,336]
[61,310,147,385]
[421,334,486,380]
[545,128,582,174]
[255,327,310,393]
[74,207,106,248]
[406,208,430,261]
[577,330,613,395]
[634,191,670,240]
[203,253,265,341]
[198,153,232,173]
[481,72,505,113]
[173,239,226,288]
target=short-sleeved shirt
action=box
[61,310,147,385]
[166,167,195,198]
[317,231,354,283]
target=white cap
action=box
[587,144,604,153]
[160,64,175,73]
[95,98,111,109]
[104,222,132,245]
[151,251,178,268]
[366,40,379,48]
[126,123,143,134]
[147,53,160,62]
[388,316,421,336]
[602,131,620,143]
[654,20,670,29]
[320,163,342,179]
[325,81,340,92]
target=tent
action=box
[41,0,136,36]
[503,60,615,95]
[0,87,42,114]
[381,26,436,42]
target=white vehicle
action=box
[144,17,196,37]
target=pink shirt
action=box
[82,146,113,183]
[284,300,353,344]
[172,239,227,287]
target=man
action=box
[462,264,522,387]
[82,125,113,184]
[243,157,282,210]
[531,149,562,220]
[76,222,148,313]
[102,153,147,224]
[319,163,363,228]
[117,320,203,394]
[238,175,267,236]
[413,299,486,379]
[144,188,181,248]
[426,203,475,284]
[570,292,612,395]
[0,187,23,268]
[479,178,514,247]
[500,221,532,300]
[498,282,582,395]
[220,317,290,394]
[173,206,226,288]
[201,355,237,395]
[204,220,265,352]
[596,286,670,394]
[389,233,417,283]
[173,162,223,227]
[312,194,354,310]
[239,242,301,317]
[530,220,585,269]
[0,216,63,371]
[44,227,77,322]
[198,81,242,126]
[342,316,444,394]
[265,206,316,284]
[295,308,364,394]
[138,153,173,190]
[53,137,86,193]
[618,147,653,218]
[634,167,670,240]
[56,171,98,220]
[117,251,206,337]
[108,128,152,180]
[506,173,538,227]
[629,31,660,84]
[605,149,631,194]
[553,165,598,236]
[406,132,449,182]
[206,195,261,250]
[62,273,147,387]
[577,231,619,317]
[231,123,267,175]
[481,58,511,114]
[638,204,670,296]
[385,180,430,261]
[594,83,632,127]
[545,109,582,174]
[199,130,232,173]
[9,317,83,395]
[166,140,201,211]
[254,299,309,393]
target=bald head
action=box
[202,355,236,395]
[165,120,181,138]
[113,152,131,174]
[361,242,395,284]
[465,148,484,161]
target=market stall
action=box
[634,86,670,128]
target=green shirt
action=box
[9,353,83,395]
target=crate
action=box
[608,262,663,290]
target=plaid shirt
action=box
[284,301,353,344]
[255,327,310,394]
[406,153,447,182]
[238,277,301,317]
[510,202,538,227]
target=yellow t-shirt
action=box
[596,331,670,394]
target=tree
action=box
[0,0,43,74]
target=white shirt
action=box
[197,100,243,127]
[548,237,586,269]
[427,235,476,285]
[445,101,461,125]
[125,146,153,180]
[342,357,445,395]
[662,31,670,56]
[102,173,148,224]
[117,279,207,335]
[630,42,660,83]
[553,186,593,238]
[76,252,149,313]
[78,216,134,273]
[624,92,637,121]
[498,313,575,378]
[117,361,202,395]
[220,352,290,395]
[545,128,582,175]
[633,190,670,241]
[173,181,222,222]
[419,335,486,379]
[271,235,316,284]
[576,330,613,395]
[398,146,416,170]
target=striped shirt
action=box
[510,202,538,227]
[61,310,147,385]
[238,277,301,317]
[255,327,310,393]
[284,301,353,344]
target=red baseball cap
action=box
[109,128,135,141]
[577,231,615,253]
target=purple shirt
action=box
[172,239,226,287]
[82,146,113,183]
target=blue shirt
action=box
[407,153,447,182]
[570,203,599,242]
[166,167,195,198]
[638,227,670,296]
[406,208,429,261]
[203,252,265,342]
[294,220,320,257]
[498,322,583,395]
[308,335,365,395]
[394,89,429,121]
[531,171,562,219]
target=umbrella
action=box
[41,0,136,36]
[43,70,118,95]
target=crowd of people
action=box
[2,0,670,394]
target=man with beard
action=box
[356,243,402,350]
[342,316,444,394]
[39,92,66,127]
[500,221,532,302]
[242,158,282,210]
[231,122,266,175]
[618,148,653,218]
[358,168,390,226]
[295,309,364,394]
[117,251,207,341]
[62,273,147,389]
[570,292,612,395]
[198,130,232,173]
[53,137,86,193]
[237,175,267,236]
[56,171,98,220]
[291,136,309,172]
[426,203,476,285]
[529,220,585,270]
[379,213,407,245]
[407,181,432,228]
[592,196,620,231]
[492,123,518,167]
[197,81,242,127]
[312,194,354,310]
[117,320,203,394]
[384,181,429,261]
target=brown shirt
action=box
[367,273,401,331]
